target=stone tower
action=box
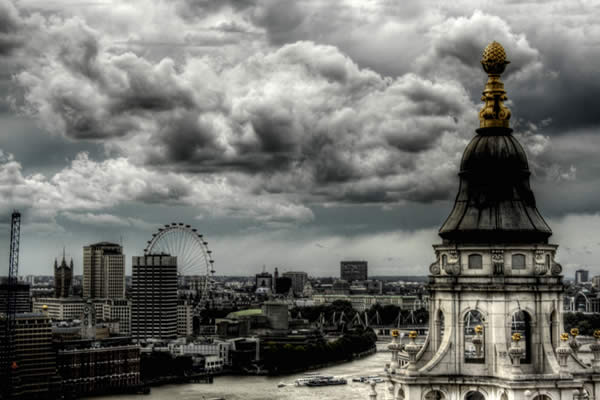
[54,249,73,298]
[385,42,600,400]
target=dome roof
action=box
[439,127,552,243]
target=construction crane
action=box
[2,210,21,399]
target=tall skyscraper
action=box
[131,254,178,340]
[54,251,73,298]
[340,261,368,282]
[575,269,589,284]
[83,242,125,299]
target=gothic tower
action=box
[385,42,600,400]
[54,249,73,298]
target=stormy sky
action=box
[1,0,599,278]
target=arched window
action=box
[464,310,484,363]
[465,391,485,400]
[512,254,526,270]
[511,310,532,364]
[468,254,482,269]
[425,390,445,400]
[442,254,447,266]
[545,254,551,268]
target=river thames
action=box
[92,345,391,400]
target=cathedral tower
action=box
[385,42,599,400]
[54,249,73,298]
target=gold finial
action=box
[479,41,511,129]
[391,329,399,337]
[560,332,569,342]
[408,331,418,339]
[570,328,579,337]
[511,332,521,342]
[593,329,600,339]
[474,325,483,334]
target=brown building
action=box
[83,242,125,299]
[56,338,141,397]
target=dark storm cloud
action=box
[0,0,25,56]
[14,11,478,205]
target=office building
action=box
[575,268,589,284]
[54,253,73,298]
[0,279,31,314]
[0,312,59,398]
[131,254,178,340]
[177,300,194,337]
[282,271,308,296]
[83,242,125,299]
[340,261,368,282]
[56,337,140,397]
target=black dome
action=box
[439,127,552,243]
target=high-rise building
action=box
[282,271,308,296]
[0,312,59,398]
[340,261,368,282]
[177,300,194,337]
[575,269,589,284]
[54,252,73,298]
[131,254,178,340]
[0,279,31,314]
[83,242,125,299]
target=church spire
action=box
[479,41,511,129]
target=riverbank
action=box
[261,329,378,375]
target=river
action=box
[92,344,392,400]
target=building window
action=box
[425,390,445,400]
[464,310,484,363]
[512,254,526,270]
[465,392,485,400]
[511,310,532,364]
[442,255,447,266]
[468,254,482,269]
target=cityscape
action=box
[2,1,600,400]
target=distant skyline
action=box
[1,0,600,277]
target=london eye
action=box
[144,223,215,305]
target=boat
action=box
[352,375,384,383]
[305,377,347,387]
[295,375,333,386]
[296,376,347,387]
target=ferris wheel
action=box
[144,223,215,304]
